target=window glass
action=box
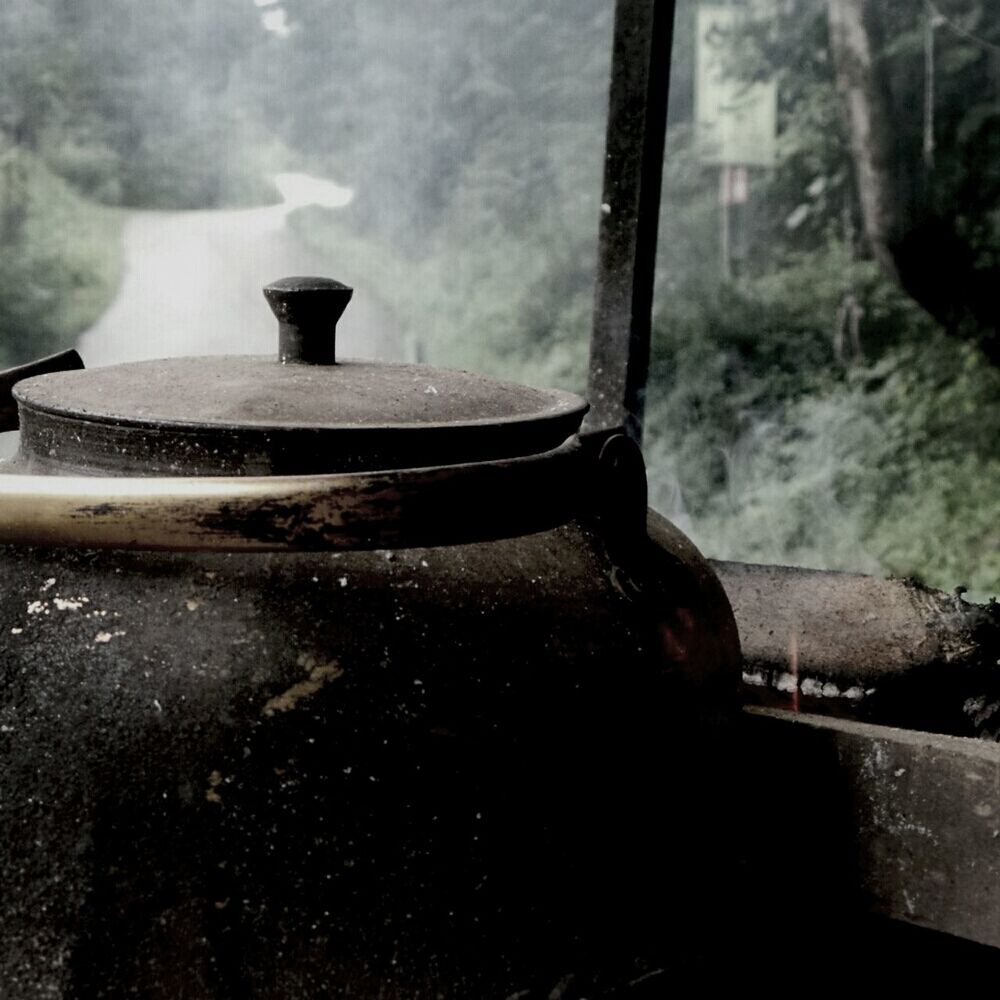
[0,0,610,378]
[1,0,996,601]
[646,0,999,600]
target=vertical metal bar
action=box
[585,0,677,445]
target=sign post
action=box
[695,4,777,277]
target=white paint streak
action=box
[262,656,344,717]
[53,597,87,611]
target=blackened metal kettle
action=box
[0,278,739,999]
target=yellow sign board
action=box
[695,5,777,168]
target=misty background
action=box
[0,0,997,598]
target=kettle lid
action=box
[12,278,588,477]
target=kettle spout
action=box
[0,349,85,432]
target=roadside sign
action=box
[695,5,777,167]
[720,164,749,205]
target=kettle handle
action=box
[0,441,584,552]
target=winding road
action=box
[0,174,398,460]
[77,173,401,367]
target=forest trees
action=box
[644,0,999,593]
[826,0,999,362]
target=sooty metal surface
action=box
[13,358,587,476]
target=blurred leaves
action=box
[0,147,122,367]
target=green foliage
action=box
[0,0,271,212]
[0,147,122,366]
[645,285,1000,596]
[859,338,1000,594]
[258,0,613,253]
[290,184,596,393]
[283,0,611,392]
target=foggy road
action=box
[77,173,401,368]
[0,174,398,461]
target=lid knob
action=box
[263,276,353,365]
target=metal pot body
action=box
[0,514,736,999]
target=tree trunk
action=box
[826,0,901,280]
[826,0,1000,361]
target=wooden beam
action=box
[715,560,1000,737]
[743,706,1000,949]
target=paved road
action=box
[0,176,399,460]
[77,173,401,368]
